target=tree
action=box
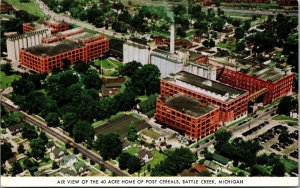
[151,147,196,176]
[127,124,138,142]
[83,70,102,89]
[118,152,131,170]
[62,58,71,70]
[198,170,211,176]
[214,128,232,147]
[39,132,48,145]
[72,120,94,143]
[202,40,209,48]
[176,26,186,38]
[73,147,79,154]
[1,142,15,163]
[272,162,285,176]
[17,143,25,154]
[30,138,46,159]
[277,96,295,115]
[95,134,123,160]
[2,111,24,127]
[52,161,59,169]
[11,162,23,176]
[73,60,90,73]
[235,27,245,41]
[243,20,251,31]
[45,112,60,127]
[1,63,13,75]
[128,155,141,174]
[22,123,38,140]
[209,39,215,47]
[90,160,95,165]
[118,61,142,77]
[61,112,78,135]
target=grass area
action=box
[109,160,118,165]
[94,59,117,69]
[125,147,141,156]
[217,41,236,52]
[1,129,7,134]
[5,0,46,18]
[218,172,230,176]
[55,140,66,150]
[229,166,251,176]
[140,129,160,140]
[32,114,47,124]
[190,134,214,148]
[0,72,21,89]
[137,95,148,102]
[280,158,298,173]
[186,29,196,37]
[141,150,165,173]
[272,114,298,121]
[108,59,123,68]
[39,154,52,167]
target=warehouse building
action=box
[155,94,220,139]
[20,30,109,73]
[23,20,69,34]
[159,71,249,125]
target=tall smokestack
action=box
[170,22,175,53]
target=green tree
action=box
[1,142,15,163]
[277,96,296,115]
[52,161,59,169]
[39,132,48,145]
[83,70,102,89]
[73,60,90,73]
[127,124,138,142]
[118,152,131,170]
[214,128,232,146]
[271,162,285,176]
[1,63,13,75]
[119,61,142,77]
[95,134,123,160]
[22,123,38,140]
[198,170,211,176]
[235,27,245,41]
[30,138,46,159]
[45,112,60,127]
[11,162,23,176]
[17,143,25,154]
[128,155,141,174]
[72,120,94,143]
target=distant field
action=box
[6,0,46,18]
[0,72,21,89]
[94,114,150,141]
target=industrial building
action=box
[23,20,69,34]
[210,57,294,104]
[20,28,109,73]
[155,94,220,139]
[159,71,249,125]
[6,28,51,61]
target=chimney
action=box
[170,22,175,53]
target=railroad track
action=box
[1,98,129,176]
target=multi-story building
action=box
[6,28,51,61]
[156,94,220,140]
[160,71,249,125]
[23,20,69,34]
[212,57,294,104]
[20,30,109,73]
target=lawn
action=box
[217,41,236,52]
[5,0,46,18]
[92,112,125,128]
[141,150,165,173]
[140,129,160,140]
[12,137,21,143]
[1,129,7,134]
[0,72,21,89]
[272,115,298,122]
[94,59,118,69]
[227,115,252,127]
[280,158,298,173]
[39,154,52,167]
[125,146,141,156]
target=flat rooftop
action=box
[67,32,102,41]
[164,71,246,99]
[163,95,217,118]
[25,40,82,56]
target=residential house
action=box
[59,167,77,176]
[191,164,209,174]
[73,160,87,175]
[60,154,78,168]
[211,153,231,167]
[46,141,55,153]
[7,123,24,136]
[136,149,153,165]
[203,160,221,174]
[178,169,198,177]
[50,147,66,161]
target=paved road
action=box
[35,0,130,40]
[1,96,130,177]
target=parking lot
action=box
[233,117,298,161]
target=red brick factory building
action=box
[20,28,109,73]
[23,20,69,34]
[156,94,220,140]
[156,71,249,138]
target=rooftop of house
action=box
[161,94,217,118]
[203,160,220,171]
[7,123,24,132]
[60,154,77,166]
[164,71,246,98]
[179,169,198,177]
[211,153,230,165]
[137,149,153,159]
[191,164,209,174]
[24,40,82,56]
[60,167,77,176]
[73,160,86,173]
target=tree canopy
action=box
[95,134,123,160]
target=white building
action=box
[6,28,51,61]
